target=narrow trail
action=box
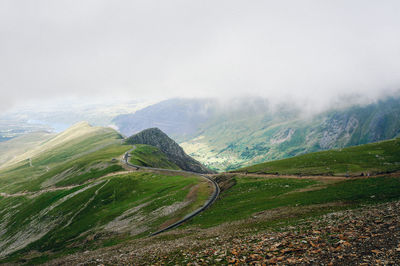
[62,179,110,229]
[0,173,121,198]
[0,184,84,198]
[0,170,132,198]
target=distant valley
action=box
[113,97,400,171]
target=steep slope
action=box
[0,172,211,262]
[235,138,400,176]
[182,97,400,171]
[112,96,400,171]
[125,128,214,174]
[128,144,180,170]
[0,122,213,263]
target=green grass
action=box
[0,172,210,264]
[236,138,400,176]
[0,127,130,193]
[188,175,400,228]
[0,123,212,263]
[55,164,123,187]
[189,177,316,227]
[5,122,400,264]
[2,188,83,238]
[38,172,201,250]
[129,144,180,170]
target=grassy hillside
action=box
[0,172,211,264]
[0,122,130,193]
[189,174,400,229]
[128,144,180,170]
[0,122,212,263]
[234,138,400,176]
[1,121,400,264]
[178,97,400,171]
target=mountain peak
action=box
[139,127,164,134]
[126,128,214,174]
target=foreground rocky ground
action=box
[48,200,400,265]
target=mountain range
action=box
[113,96,400,171]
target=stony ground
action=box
[48,200,400,265]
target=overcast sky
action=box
[1,0,400,112]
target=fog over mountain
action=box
[1,0,400,112]
[2,2,400,263]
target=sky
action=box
[1,0,400,112]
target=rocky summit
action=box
[125,128,214,174]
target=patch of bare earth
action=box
[185,184,199,202]
[157,184,201,229]
[43,200,399,265]
[104,201,153,235]
[49,201,400,265]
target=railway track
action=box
[122,147,220,236]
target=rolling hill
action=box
[0,122,213,264]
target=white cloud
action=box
[0,0,400,111]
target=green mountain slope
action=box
[1,122,400,264]
[234,138,400,176]
[0,122,212,263]
[181,97,400,171]
[0,121,128,193]
[113,96,400,172]
[0,172,210,263]
[189,175,400,229]
[128,144,180,170]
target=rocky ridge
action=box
[125,128,214,174]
